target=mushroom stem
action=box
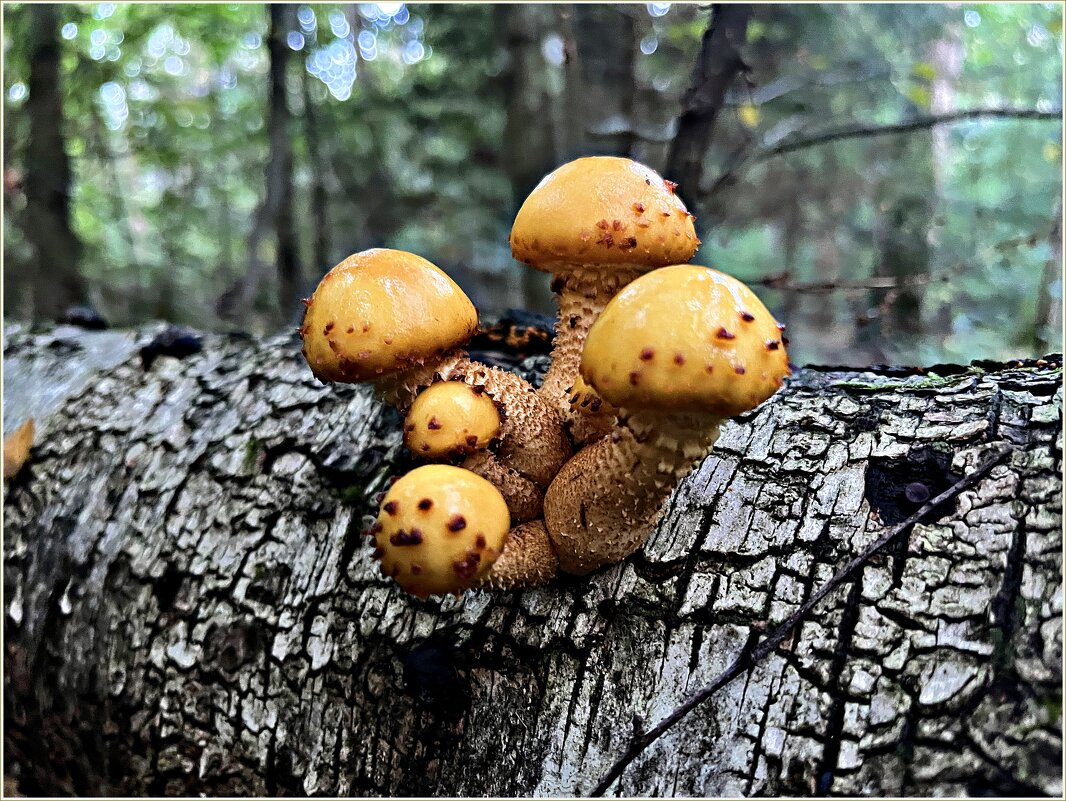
[480,519,559,590]
[541,268,642,441]
[371,351,470,411]
[543,410,722,575]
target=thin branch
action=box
[755,107,1061,162]
[702,106,1061,200]
[747,266,959,294]
[588,443,1014,798]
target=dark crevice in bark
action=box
[815,577,864,795]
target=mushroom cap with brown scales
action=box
[509,156,700,270]
[581,264,791,418]
[370,465,510,598]
[404,380,502,459]
[300,249,478,384]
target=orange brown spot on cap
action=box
[475,534,487,549]
[323,321,334,334]
[427,417,442,430]
[383,501,399,515]
[417,498,433,511]
[664,179,678,193]
[739,311,755,322]
[673,353,686,366]
[766,340,780,350]
[453,552,480,579]
[447,515,467,532]
[735,365,746,375]
[716,327,736,340]
[632,202,645,214]
[629,371,641,386]
[640,347,655,361]
[390,528,423,546]
[410,563,423,575]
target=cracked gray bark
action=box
[3,324,1062,797]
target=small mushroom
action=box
[300,249,570,508]
[371,464,510,598]
[542,264,791,574]
[510,157,700,445]
[403,381,543,521]
[404,380,502,459]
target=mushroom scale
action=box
[370,465,511,598]
[543,264,791,575]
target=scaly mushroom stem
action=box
[543,411,722,575]
[480,519,559,590]
[371,351,470,412]
[541,268,641,442]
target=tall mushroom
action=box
[300,248,570,520]
[509,156,700,443]
[543,264,792,574]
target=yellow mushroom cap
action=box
[301,249,478,383]
[509,157,699,270]
[567,374,608,415]
[370,465,510,598]
[581,265,790,418]
[404,381,502,458]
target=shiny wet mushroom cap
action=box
[404,381,502,459]
[581,264,791,418]
[300,248,478,384]
[371,465,511,598]
[509,156,698,269]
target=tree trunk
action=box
[301,69,330,282]
[497,3,557,314]
[23,4,86,320]
[223,5,299,325]
[3,324,1062,797]
[573,5,638,158]
[665,4,752,209]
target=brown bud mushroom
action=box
[371,464,510,598]
[300,249,570,516]
[543,265,791,574]
[404,380,501,459]
[510,157,699,444]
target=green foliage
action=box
[2,2,1062,366]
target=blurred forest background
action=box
[2,2,1062,366]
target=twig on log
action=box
[588,443,1015,797]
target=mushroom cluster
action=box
[300,157,790,598]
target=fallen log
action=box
[3,323,1061,796]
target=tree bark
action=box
[23,4,86,320]
[3,324,1062,797]
[665,4,752,209]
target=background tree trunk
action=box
[666,4,752,209]
[23,3,86,320]
[222,4,299,325]
[3,324,1062,797]
[497,3,557,315]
